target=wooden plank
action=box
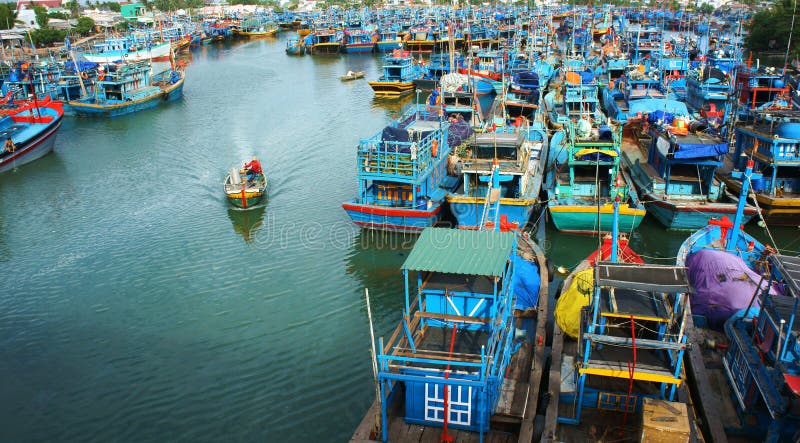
[518,241,552,443]
[387,415,407,443]
[540,324,564,443]
[495,379,518,416]
[419,425,443,443]
[405,423,425,442]
[414,311,491,325]
[350,400,380,442]
[684,312,729,443]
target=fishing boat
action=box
[684,66,732,129]
[67,62,185,118]
[445,124,549,230]
[403,26,434,53]
[83,39,172,63]
[341,104,461,233]
[351,226,549,442]
[304,29,342,55]
[546,117,646,234]
[224,167,267,209]
[543,70,602,130]
[368,50,421,98]
[621,106,757,230]
[677,161,800,442]
[716,110,800,226]
[340,71,365,81]
[342,29,376,54]
[374,30,402,53]
[285,35,304,55]
[0,99,64,174]
[602,62,667,124]
[543,208,700,442]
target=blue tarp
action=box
[513,254,540,311]
[673,141,728,159]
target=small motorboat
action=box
[224,167,267,209]
[340,71,365,81]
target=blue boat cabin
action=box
[375,228,518,440]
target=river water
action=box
[0,36,797,442]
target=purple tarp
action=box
[687,249,781,330]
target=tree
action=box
[102,1,121,12]
[66,0,80,17]
[0,3,17,30]
[29,26,66,46]
[73,16,95,36]
[746,0,799,52]
[33,4,49,28]
[698,2,714,13]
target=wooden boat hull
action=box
[226,189,266,208]
[340,72,365,81]
[447,196,536,229]
[375,41,402,52]
[342,43,373,53]
[224,172,267,209]
[0,113,62,174]
[67,73,184,118]
[368,81,415,97]
[548,202,645,234]
[237,29,277,38]
[720,177,800,226]
[341,200,442,233]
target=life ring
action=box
[431,139,438,157]
[98,73,105,81]
[80,72,88,80]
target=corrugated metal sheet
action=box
[401,228,515,277]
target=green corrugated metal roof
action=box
[401,228,515,277]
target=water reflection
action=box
[227,206,266,243]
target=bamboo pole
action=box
[365,288,381,438]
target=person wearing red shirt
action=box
[243,157,262,180]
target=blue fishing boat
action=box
[546,119,646,234]
[352,226,549,441]
[342,29,375,54]
[403,26,434,53]
[677,162,800,442]
[446,123,549,230]
[622,105,757,230]
[83,38,172,64]
[543,70,603,130]
[67,62,185,118]
[717,110,800,226]
[367,50,421,98]
[602,62,667,124]
[684,66,732,128]
[285,35,305,55]
[0,99,64,174]
[304,29,342,55]
[544,196,699,440]
[341,104,459,233]
[374,30,402,52]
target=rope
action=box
[623,314,637,427]
[747,175,780,252]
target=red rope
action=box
[623,315,637,426]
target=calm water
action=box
[1,36,798,442]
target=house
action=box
[120,3,146,22]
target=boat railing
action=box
[357,111,447,181]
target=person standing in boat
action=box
[2,138,15,156]
[243,157,262,181]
